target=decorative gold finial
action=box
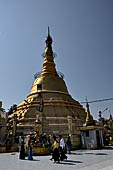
[85,97,94,126]
[40,28,58,77]
[45,26,53,49]
[48,26,50,36]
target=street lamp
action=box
[98,108,108,119]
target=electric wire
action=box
[81,97,113,104]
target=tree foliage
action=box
[8,104,17,115]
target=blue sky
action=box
[0,0,113,120]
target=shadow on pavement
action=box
[22,159,40,161]
[85,152,108,155]
[51,159,83,165]
[95,153,108,155]
[58,162,75,165]
[58,160,83,165]
[64,159,82,163]
[70,152,83,155]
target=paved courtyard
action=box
[0,147,113,170]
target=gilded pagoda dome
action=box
[29,27,69,97]
[30,70,69,95]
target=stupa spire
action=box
[40,27,58,77]
[109,113,113,122]
[85,97,94,126]
[44,26,53,55]
[48,26,50,36]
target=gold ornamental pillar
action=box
[67,116,72,135]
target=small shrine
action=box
[78,101,104,149]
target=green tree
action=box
[8,104,17,115]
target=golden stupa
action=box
[10,28,86,148]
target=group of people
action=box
[19,136,33,160]
[19,134,71,163]
[50,135,71,163]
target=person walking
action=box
[19,136,25,160]
[59,135,67,161]
[66,136,71,154]
[59,135,65,149]
[51,136,60,163]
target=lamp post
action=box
[98,108,108,125]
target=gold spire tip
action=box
[48,26,50,36]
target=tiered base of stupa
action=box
[16,91,86,149]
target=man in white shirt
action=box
[59,135,65,149]
[59,135,67,161]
